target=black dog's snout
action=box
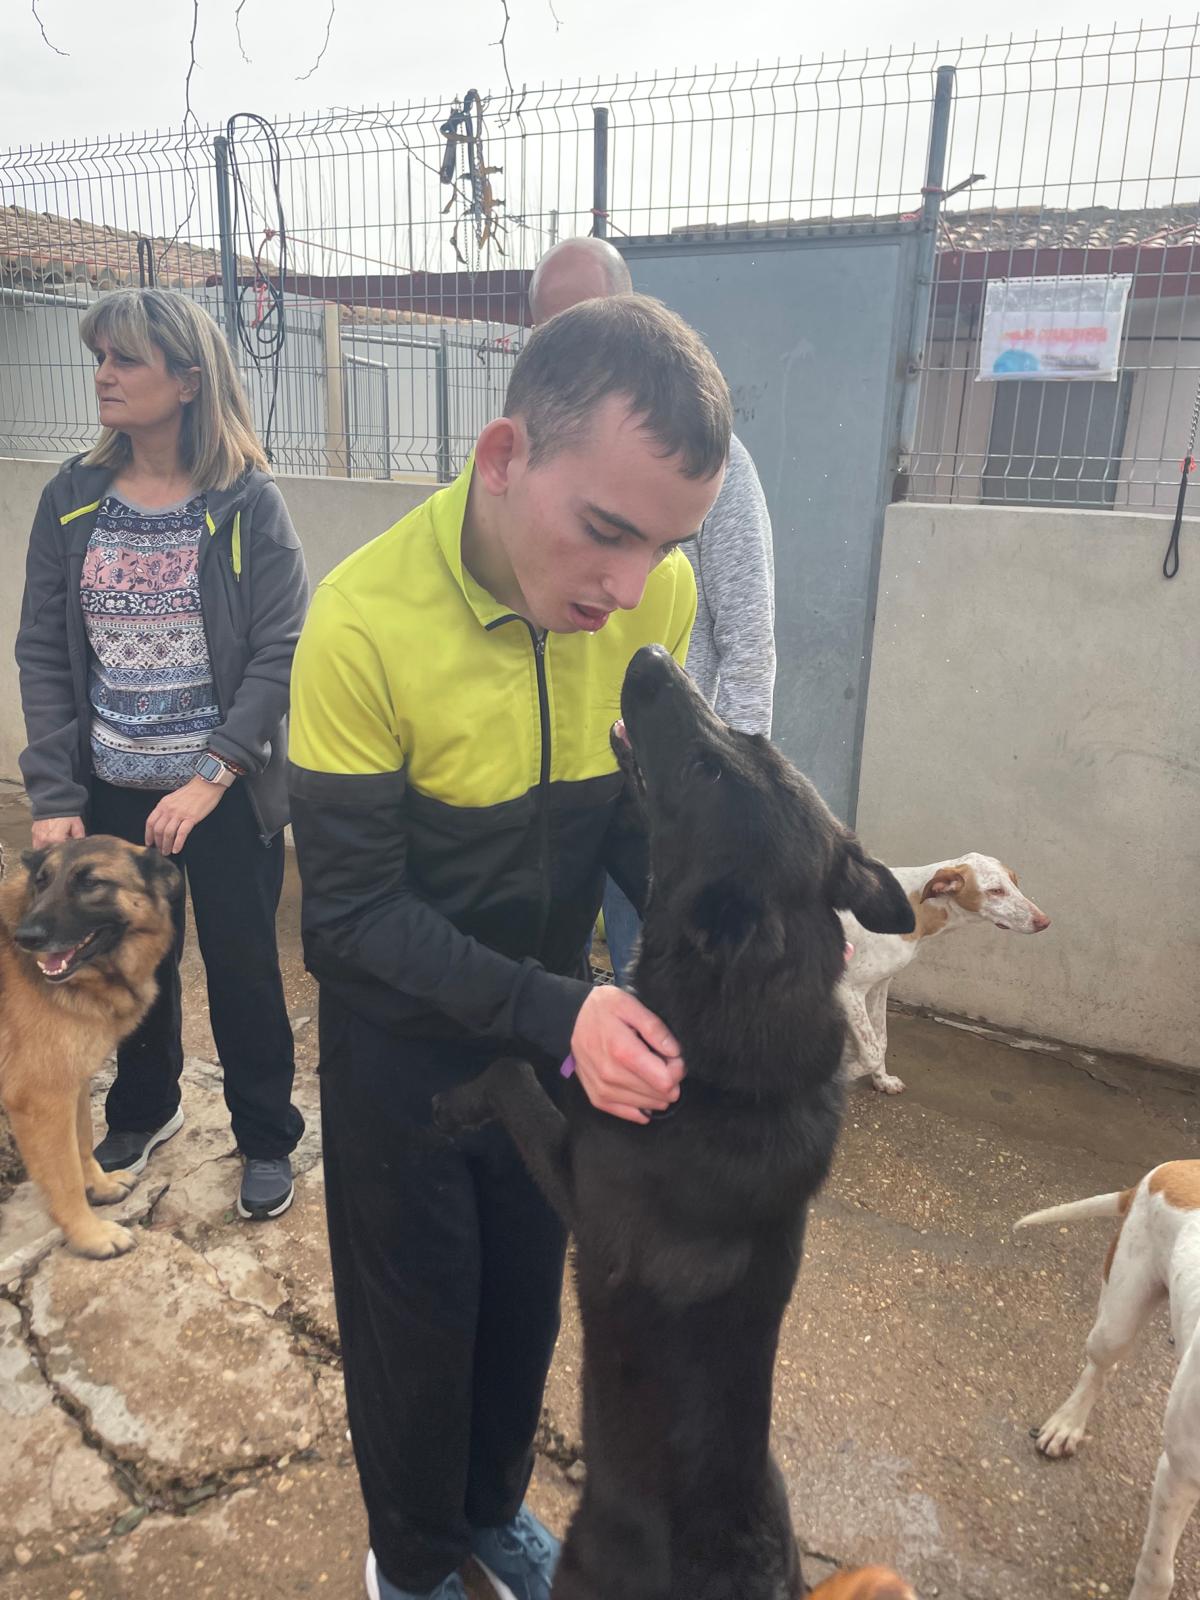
[14,919,49,952]
[623,644,674,703]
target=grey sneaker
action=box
[94,1106,184,1175]
[364,1550,469,1600]
[237,1156,294,1220]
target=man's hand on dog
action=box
[571,986,684,1125]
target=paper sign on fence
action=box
[978,275,1132,382]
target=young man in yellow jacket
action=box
[288,296,730,1600]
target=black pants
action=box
[90,778,303,1159]
[319,991,568,1592]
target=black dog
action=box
[435,644,915,1600]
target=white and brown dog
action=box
[1017,1162,1200,1600]
[838,853,1050,1093]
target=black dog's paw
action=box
[432,1084,493,1135]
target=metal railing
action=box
[2,21,1198,505]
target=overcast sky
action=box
[0,0,1156,150]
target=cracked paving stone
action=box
[147,1153,242,1235]
[0,1299,127,1551]
[0,1458,367,1600]
[0,1465,582,1600]
[28,1232,323,1490]
[0,1457,576,1600]
[220,1165,338,1346]
[149,1079,323,1243]
[0,1177,169,1286]
[201,1248,288,1317]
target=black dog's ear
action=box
[831,835,914,935]
[688,880,786,965]
[20,847,49,877]
[138,847,184,903]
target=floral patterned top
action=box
[80,492,220,791]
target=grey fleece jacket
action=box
[681,433,776,736]
[16,455,309,840]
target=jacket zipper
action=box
[530,625,553,955]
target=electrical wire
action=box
[225,111,287,464]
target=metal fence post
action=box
[895,64,955,488]
[323,303,349,477]
[435,330,452,483]
[592,108,609,238]
[212,136,239,355]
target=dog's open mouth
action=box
[610,718,645,795]
[34,929,104,983]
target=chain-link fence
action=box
[2,21,1198,503]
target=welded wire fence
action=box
[2,20,1199,503]
[909,20,1200,511]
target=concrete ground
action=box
[1,781,1197,1600]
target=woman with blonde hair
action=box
[16,287,308,1222]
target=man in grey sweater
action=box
[528,238,777,981]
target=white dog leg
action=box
[1129,1333,1200,1600]
[863,980,903,1093]
[839,987,884,1085]
[1037,1221,1162,1459]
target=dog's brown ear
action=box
[831,836,914,936]
[138,847,184,903]
[920,867,965,902]
[20,847,48,877]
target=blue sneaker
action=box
[470,1507,560,1600]
[364,1549,469,1600]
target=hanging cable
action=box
[1163,374,1200,579]
[136,237,156,287]
[225,111,287,465]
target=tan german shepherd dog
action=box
[0,835,180,1258]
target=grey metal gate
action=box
[621,226,924,823]
[345,352,391,479]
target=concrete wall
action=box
[0,455,435,783]
[856,501,1200,1071]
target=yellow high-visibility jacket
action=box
[287,461,695,1055]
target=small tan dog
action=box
[0,835,180,1258]
[1018,1162,1200,1600]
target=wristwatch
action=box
[194,751,242,788]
